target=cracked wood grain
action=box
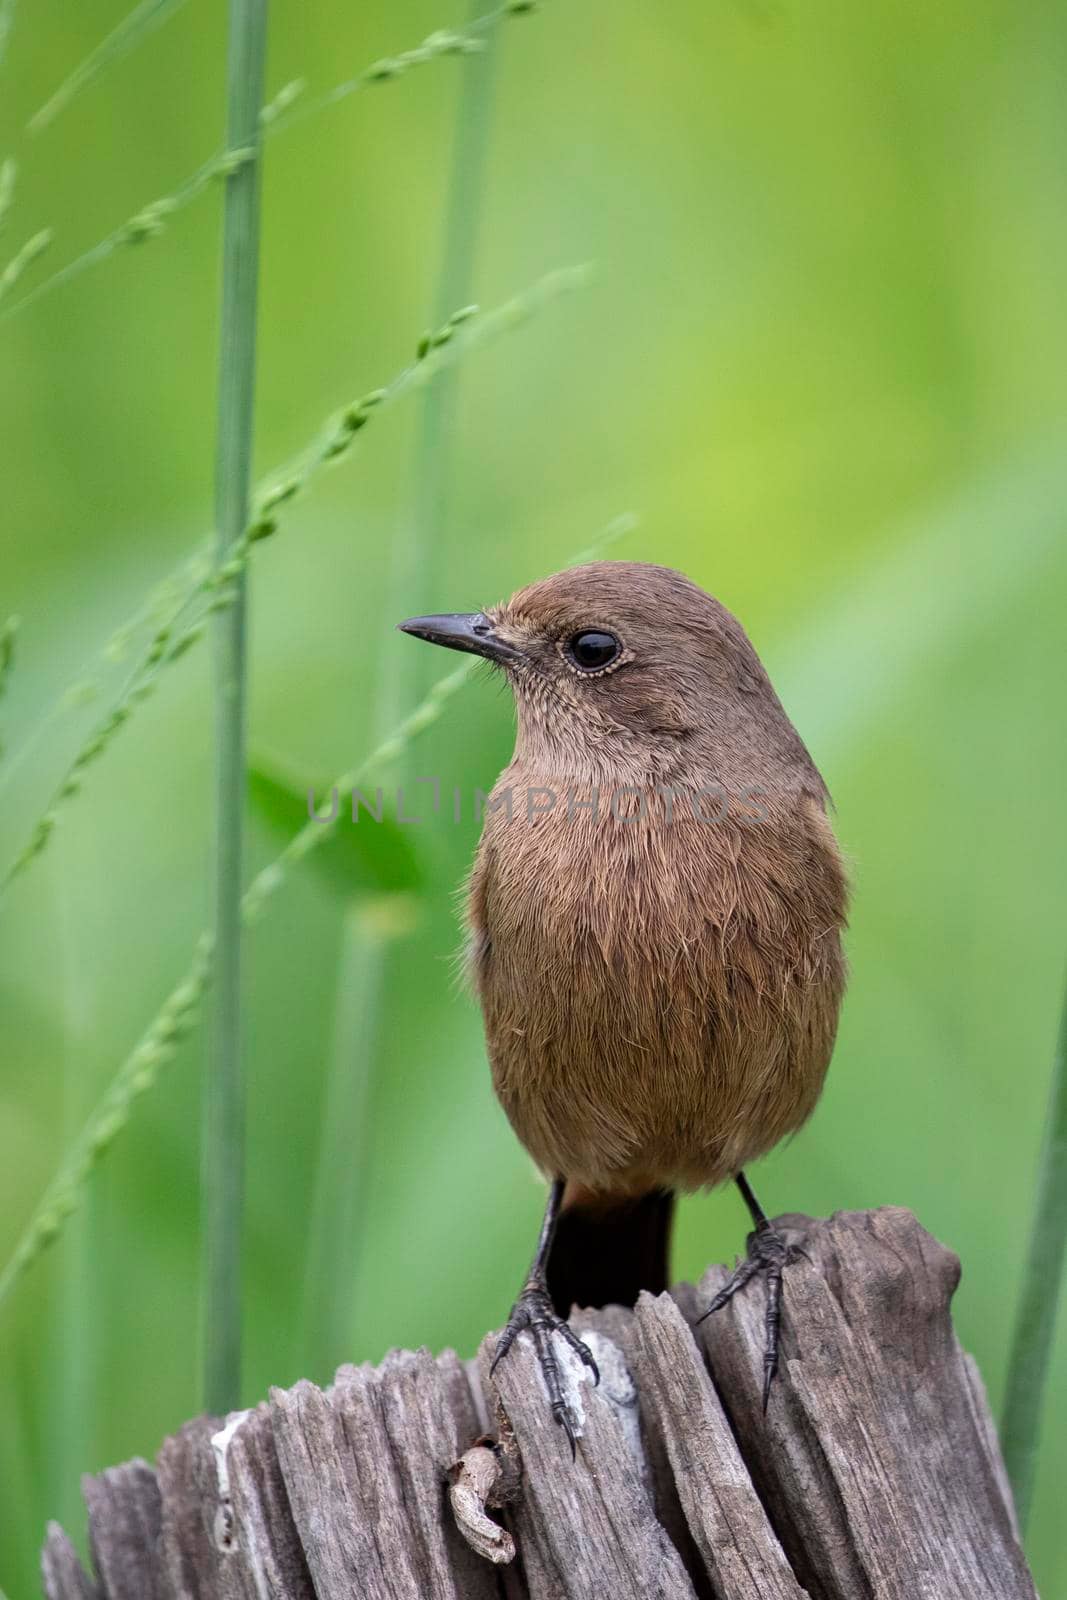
[41,1524,99,1600]
[690,1208,1036,1600]
[82,1459,163,1600]
[39,1210,1036,1600]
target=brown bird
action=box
[399,561,848,1445]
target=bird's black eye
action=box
[566,630,621,672]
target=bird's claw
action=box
[697,1221,801,1412]
[490,1276,599,1455]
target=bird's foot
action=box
[697,1219,802,1412]
[490,1275,599,1458]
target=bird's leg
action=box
[490,1178,600,1456]
[697,1170,801,1412]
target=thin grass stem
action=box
[0,159,15,233]
[202,0,269,1418]
[0,615,18,708]
[1001,974,1067,1531]
[0,614,18,763]
[53,859,100,1554]
[298,907,389,1378]
[28,0,190,134]
[0,228,53,305]
[0,0,16,70]
[405,0,499,714]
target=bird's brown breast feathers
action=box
[467,781,848,1194]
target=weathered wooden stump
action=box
[41,1208,1038,1599]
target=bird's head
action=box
[398,560,816,790]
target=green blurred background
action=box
[2,0,1066,1592]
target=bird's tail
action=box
[546,1184,675,1317]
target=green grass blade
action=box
[774,446,1067,765]
[0,615,18,697]
[0,160,15,234]
[249,755,425,896]
[298,908,392,1379]
[404,0,499,714]
[52,863,102,1555]
[28,0,190,134]
[0,228,53,305]
[0,0,16,70]
[0,615,20,761]
[202,0,269,1418]
[1002,978,1067,1531]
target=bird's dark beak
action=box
[396,611,517,665]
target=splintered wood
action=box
[40,1208,1037,1600]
